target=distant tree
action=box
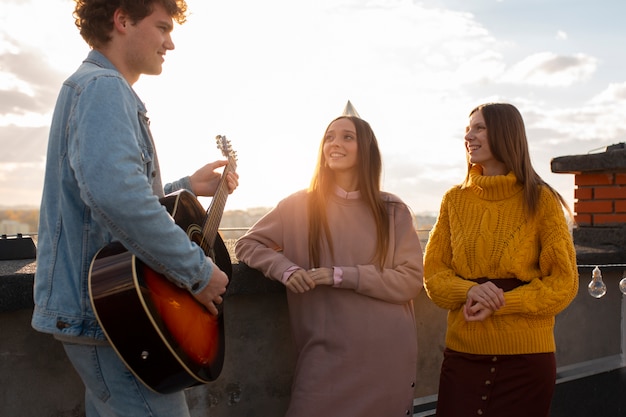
[0,209,39,234]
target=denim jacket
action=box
[32,50,214,341]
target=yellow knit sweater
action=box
[424,166,579,355]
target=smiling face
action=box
[465,109,507,176]
[323,117,359,177]
[111,3,176,84]
[127,3,175,75]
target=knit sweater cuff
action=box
[494,291,524,315]
[453,279,477,304]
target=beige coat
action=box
[235,188,424,417]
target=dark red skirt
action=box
[436,348,556,417]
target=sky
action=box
[1,0,625,216]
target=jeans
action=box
[63,342,191,417]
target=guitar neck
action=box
[201,158,237,250]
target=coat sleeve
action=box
[234,199,300,282]
[339,201,424,304]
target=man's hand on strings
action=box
[193,260,229,316]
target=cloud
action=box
[0,124,48,206]
[0,160,44,207]
[0,42,67,118]
[0,125,48,163]
[0,0,623,214]
[590,82,626,104]
[500,52,598,87]
[521,82,626,144]
[0,0,86,120]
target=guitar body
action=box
[89,189,231,394]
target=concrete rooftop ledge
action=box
[0,259,283,313]
[1,241,624,311]
[575,244,626,266]
[0,259,36,312]
[551,143,626,173]
[2,250,625,416]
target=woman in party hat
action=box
[236,102,423,417]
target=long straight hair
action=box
[307,116,390,269]
[462,103,572,218]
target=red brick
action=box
[574,200,613,214]
[574,187,593,200]
[575,173,615,186]
[593,213,626,225]
[593,186,626,200]
[616,173,626,185]
[574,213,592,225]
[616,200,626,213]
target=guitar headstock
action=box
[215,135,237,170]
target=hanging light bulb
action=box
[588,266,607,298]
[619,271,626,295]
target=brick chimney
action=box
[551,143,626,264]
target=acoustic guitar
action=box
[88,135,237,394]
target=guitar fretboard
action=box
[199,136,237,254]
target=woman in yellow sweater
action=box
[423,102,579,417]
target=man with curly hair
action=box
[31,1,237,415]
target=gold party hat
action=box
[342,100,361,118]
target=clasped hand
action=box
[286,267,333,293]
[463,281,505,322]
